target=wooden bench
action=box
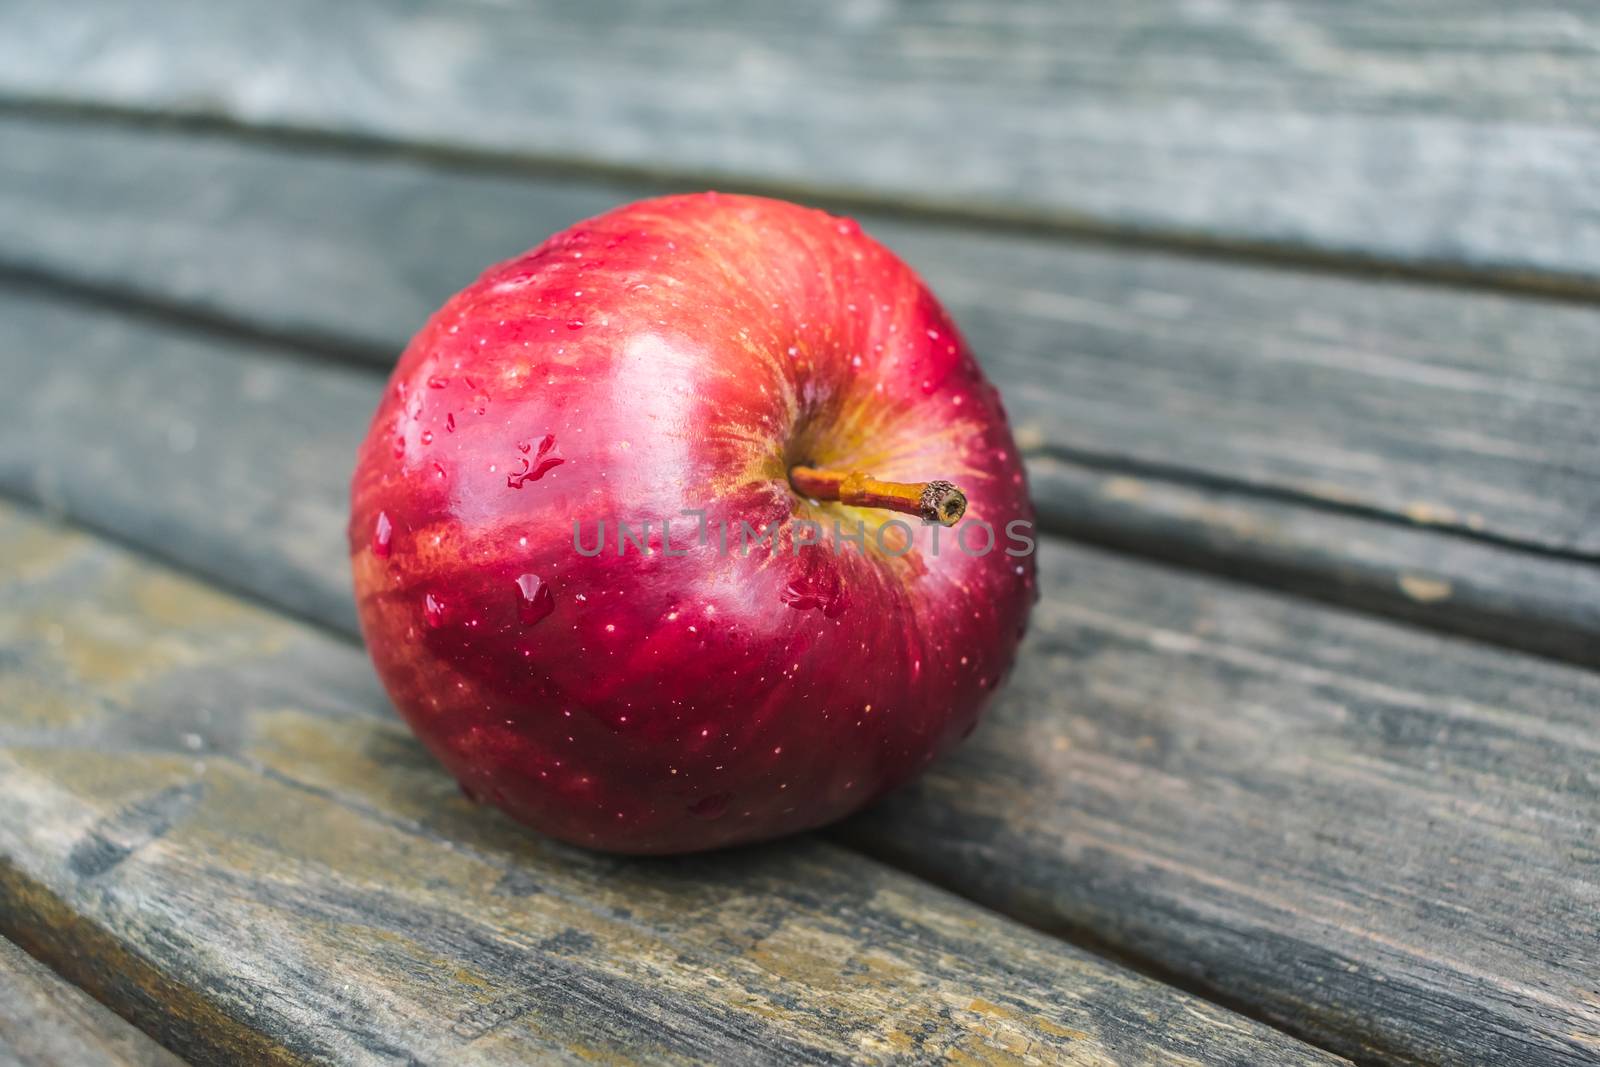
[1,5,1597,1064]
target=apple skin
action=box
[349,193,1035,853]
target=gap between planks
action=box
[2,96,1599,309]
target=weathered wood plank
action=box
[0,937,185,1067]
[849,546,1600,1066]
[2,290,1598,1064]
[1027,456,1600,667]
[0,288,370,634]
[0,503,1341,1066]
[0,115,628,350]
[3,118,1600,660]
[3,0,1599,283]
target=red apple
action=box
[349,193,1036,853]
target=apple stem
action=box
[788,465,968,526]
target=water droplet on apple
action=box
[427,375,450,389]
[507,453,565,488]
[514,573,556,625]
[421,430,434,445]
[372,511,393,558]
[688,792,731,819]
[519,434,556,459]
[424,593,447,628]
[835,218,860,236]
[445,413,456,433]
[567,319,585,330]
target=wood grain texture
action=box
[3,117,1599,660]
[0,936,185,1067]
[0,504,1341,1067]
[2,1,1598,283]
[849,543,1600,1066]
[1026,456,1600,667]
[0,288,372,635]
[1,293,1597,1064]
